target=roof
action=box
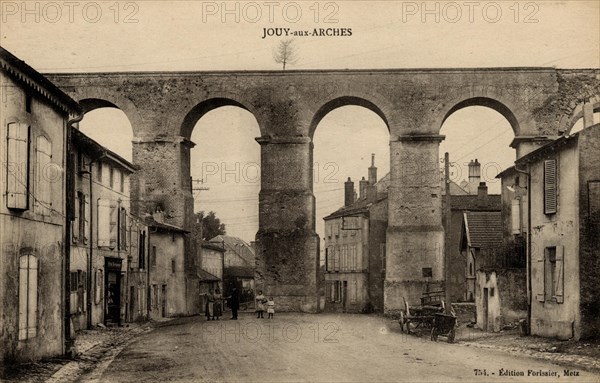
[449,194,501,211]
[209,235,255,265]
[224,266,254,278]
[145,217,189,233]
[516,124,600,165]
[462,211,503,249]
[197,269,220,282]
[323,172,389,220]
[71,127,137,173]
[0,47,81,114]
[201,243,226,253]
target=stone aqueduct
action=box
[47,68,600,313]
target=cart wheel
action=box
[430,327,438,342]
[399,311,407,333]
[447,329,455,343]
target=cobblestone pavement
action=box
[0,321,158,383]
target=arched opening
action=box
[78,99,134,162]
[312,98,389,313]
[440,98,517,304]
[440,99,517,195]
[187,101,261,244]
[568,110,600,135]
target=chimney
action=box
[344,177,355,207]
[477,182,488,205]
[468,159,481,185]
[359,177,368,199]
[368,153,377,185]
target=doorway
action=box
[105,257,122,325]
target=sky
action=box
[2,1,598,242]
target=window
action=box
[19,254,38,340]
[120,171,125,193]
[97,199,111,247]
[138,230,146,269]
[544,159,557,215]
[422,267,433,278]
[96,162,103,183]
[109,202,118,248]
[109,167,115,189]
[333,247,339,271]
[171,259,176,273]
[511,199,521,235]
[151,246,157,267]
[349,281,357,304]
[6,122,30,210]
[35,136,52,214]
[350,244,357,271]
[25,93,32,113]
[78,192,89,244]
[536,246,564,303]
[328,281,343,303]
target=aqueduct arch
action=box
[47,68,600,313]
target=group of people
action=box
[202,288,275,320]
[254,290,275,319]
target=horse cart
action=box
[398,290,457,343]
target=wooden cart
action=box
[430,313,457,343]
[398,296,445,335]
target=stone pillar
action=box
[254,136,320,313]
[131,135,195,230]
[384,134,445,315]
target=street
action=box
[89,314,600,383]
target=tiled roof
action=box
[209,235,254,265]
[463,211,502,248]
[197,269,220,282]
[450,195,501,211]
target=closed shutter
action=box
[544,160,557,215]
[7,123,30,209]
[119,208,127,250]
[109,203,118,248]
[35,136,52,215]
[83,196,90,244]
[534,257,545,302]
[555,246,564,303]
[18,254,37,340]
[511,199,521,234]
[72,193,79,243]
[97,199,111,247]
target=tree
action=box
[273,39,298,71]
[194,211,226,241]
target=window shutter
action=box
[97,199,111,247]
[109,202,118,248]
[72,194,79,243]
[27,256,38,338]
[119,208,127,250]
[555,246,564,303]
[544,160,557,215]
[7,123,30,210]
[18,254,37,340]
[35,136,52,215]
[535,258,545,302]
[511,199,521,234]
[83,196,90,244]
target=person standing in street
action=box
[267,296,275,319]
[203,289,215,320]
[255,290,266,318]
[228,286,240,320]
[213,288,223,320]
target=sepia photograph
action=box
[0,0,599,381]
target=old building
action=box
[323,156,388,313]
[0,47,81,362]
[444,179,501,303]
[516,122,600,340]
[146,212,190,318]
[209,235,255,297]
[69,128,142,328]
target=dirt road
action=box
[93,313,600,383]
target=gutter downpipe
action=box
[64,113,83,355]
[86,152,107,329]
[514,162,531,335]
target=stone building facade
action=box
[517,122,600,340]
[323,157,387,313]
[0,47,81,362]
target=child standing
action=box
[266,296,275,319]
